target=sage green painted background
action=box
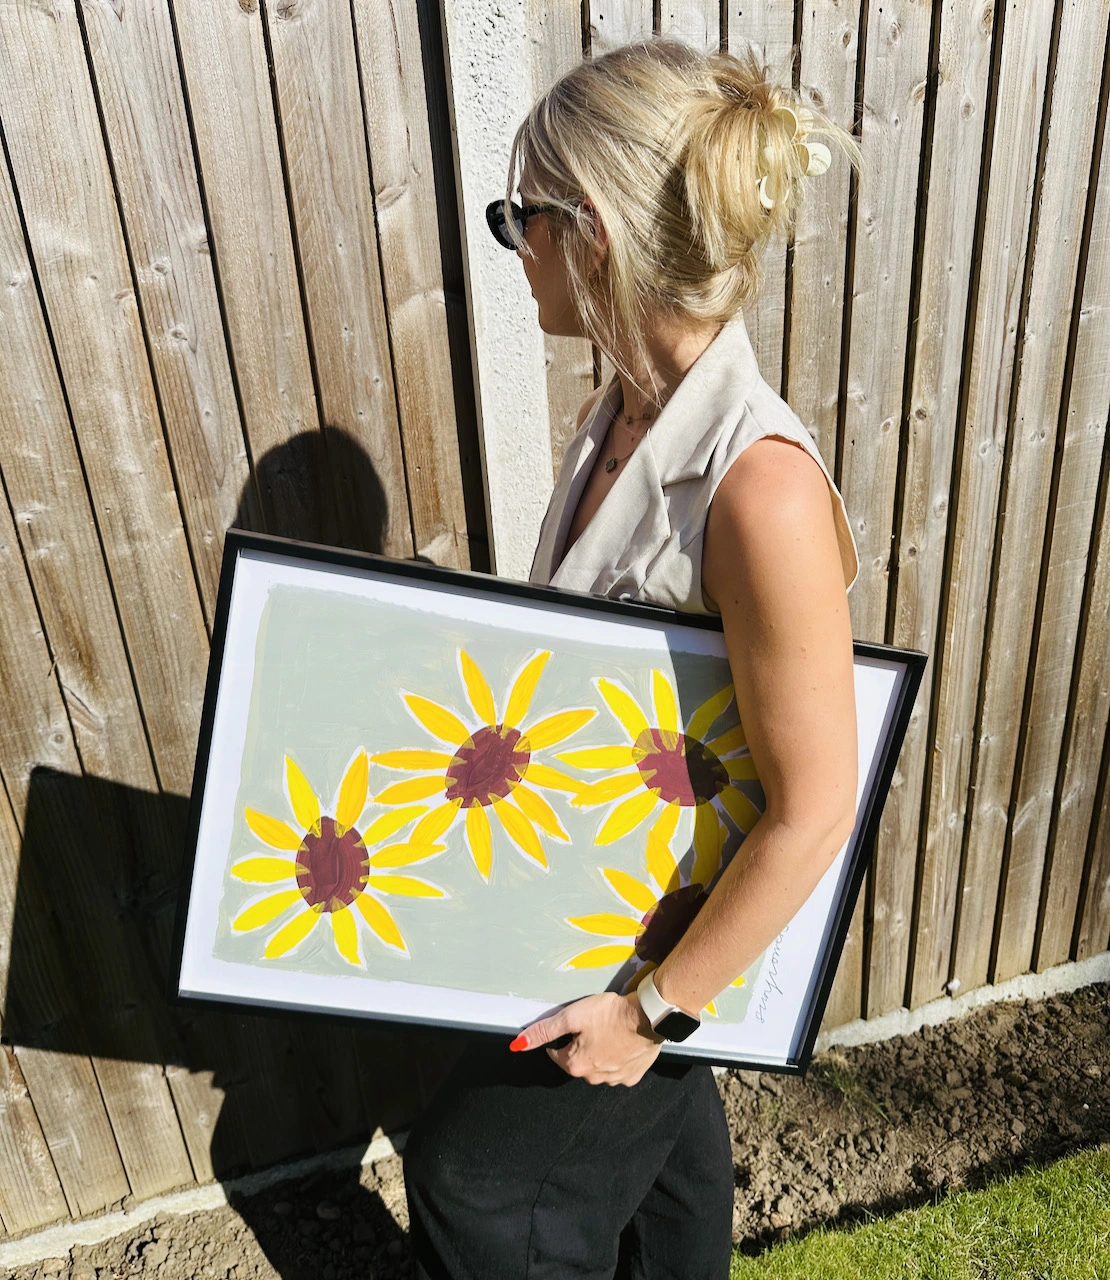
[214,584,766,1022]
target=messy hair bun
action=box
[505,37,861,400]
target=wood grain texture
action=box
[1036,46,1110,969]
[77,0,256,622]
[0,0,209,797]
[167,0,325,541]
[964,0,1109,988]
[588,0,652,50]
[910,1,1057,1007]
[869,0,993,1017]
[529,0,595,481]
[355,0,471,566]
[728,0,793,394]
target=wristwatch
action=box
[635,971,701,1042]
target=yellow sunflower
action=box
[557,671,764,864]
[370,648,592,880]
[230,751,447,964]
[561,805,745,1016]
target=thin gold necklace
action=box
[605,394,663,473]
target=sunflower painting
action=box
[229,751,447,964]
[560,802,750,1017]
[370,648,594,881]
[556,670,765,863]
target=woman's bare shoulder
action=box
[702,434,843,612]
[576,384,604,431]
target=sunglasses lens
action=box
[486,200,525,249]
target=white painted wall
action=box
[441,0,555,580]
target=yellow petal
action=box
[503,650,552,727]
[596,678,651,741]
[367,874,445,898]
[562,944,637,970]
[731,974,746,988]
[686,685,735,743]
[410,799,460,844]
[510,785,568,840]
[725,755,759,782]
[523,762,583,795]
[264,907,322,958]
[232,888,304,932]
[646,805,681,895]
[602,868,659,914]
[336,750,369,834]
[374,776,447,805]
[704,999,719,1017]
[720,785,763,834]
[403,693,470,745]
[365,841,445,869]
[571,772,643,808]
[707,724,747,756]
[494,797,547,868]
[555,745,640,770]
[651,670,679,736]
[567,912,645,938]
[353,892,407,953]
[360,805,428,846]
[284,757,321,834]
[244,808,305,852]
[330,906,361,966]
[459,649,497,724]
[521,708,596,751]
[232,856,305,884]
[692,802,725,888]
[595,789,660,845]
[371,749,456,770]
[465,802,493,880]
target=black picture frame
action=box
[171,529,926,1075]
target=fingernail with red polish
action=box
[509,1034,527,1052]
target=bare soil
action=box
[10,982,1109,1280]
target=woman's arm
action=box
[514,435,858,1083]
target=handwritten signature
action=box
[754,924,788,1025]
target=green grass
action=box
[731,1143,1110,1280]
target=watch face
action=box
[654,1009,701,1042]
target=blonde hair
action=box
[505,37,862,401]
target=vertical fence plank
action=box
[0,0,209,797]
[166,0,324,541]
[727,0,793,394]
[958,2,1109,988]
[1075,734,1110,960]
[660,1,719,50]
[910,2,1057,1008]
[76,0,255,622]
[354,0,472,566]
[791,1,860,469]
[868,0,993,1017]
[1035,54,1110,969]
[824,0,932,1028]
[588,1,653,50]
[527,0,595,480]
[260,1,414,561]
[0,788,68,1235]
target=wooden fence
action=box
[0,0,1107,1242]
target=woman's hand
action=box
[509,991,664,1086]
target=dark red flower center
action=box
[445,724,530,807]
[636,883,707,963]
[297,816,365,912]
[634,729,728,807]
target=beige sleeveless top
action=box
[528,311,859,610]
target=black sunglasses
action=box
[485,199,561,249]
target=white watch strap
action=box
[636,971,674,1027]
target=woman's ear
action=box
[581,198,609,268]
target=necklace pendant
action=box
[605,456,618,473]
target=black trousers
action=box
[403,1038,734,1279]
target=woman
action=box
[404,36,862,1279]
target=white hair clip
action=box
[757,103,832,210]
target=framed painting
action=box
[171,531,926,1073]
